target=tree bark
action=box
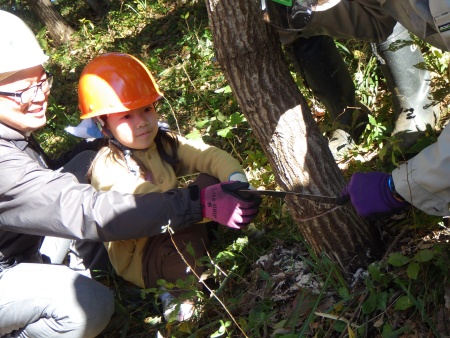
[205,0,383,278]
[25,0,75,46]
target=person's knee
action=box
[18,288,114,338]
[76,280,115,337]
[58,276,115,337]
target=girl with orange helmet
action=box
[76,52,259,322]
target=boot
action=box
[375,22,439,151]
[285,35,370,160]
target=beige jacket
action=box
[90,134,246,287]
[392,122,450,217]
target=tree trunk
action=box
[25,0,75,46]
[205,0,383,278]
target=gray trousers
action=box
[0,264,114,338]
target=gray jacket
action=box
[0,122,203,269]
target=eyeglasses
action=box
[0,72,53,104]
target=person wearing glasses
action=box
[0,72,53,105]
[0,10,261,337]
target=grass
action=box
[8,0,450,336]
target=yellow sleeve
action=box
[175,135,246,182]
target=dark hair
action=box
[86,127,180,182]
[155,128,180,170]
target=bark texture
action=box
[25,0,75,46]
[205,0,383,277]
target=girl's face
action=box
[105,104,159,149]
[0,65,49,133]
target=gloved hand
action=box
[341,172,410,218]
[201,181,261,229]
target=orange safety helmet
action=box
[78,52,163,119]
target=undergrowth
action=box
[3,0,450,336]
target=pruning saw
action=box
[238,189,349,206]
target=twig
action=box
[380,226,409,265]
[298,205,342,222]
[163,98,182,136]
[227,138,244,163]
[203,237,228,278]
[337,291,369,338]
[167,225,249,338]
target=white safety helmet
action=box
[0,10,49,82]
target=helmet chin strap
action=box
[108,138,141,177]
[92,116,114,139]
[91,116,141,177]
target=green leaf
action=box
[394,295,414,311]
[186,242,195,258]
[333,320,346,333]
[406,262,420,280]
[258,269,271,281]
[377,291,388,311]
[217,127,232,138]
[338,287,349,298]
[216,111,227,122]
[368,114,377,126]
[381,323,393,337]
[229,112,246,125]
[214,85,232,94]
[210,320,231,337]
[379,145,388,159]
[368,262,381,281]
[387,253,410,267]
[412,249,434,262]
[362,292,377,314]
[185,129,202,140]
[196,119,210,128]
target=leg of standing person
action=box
[284,35,370,160]
[0,263,114,338]
[265,0,438,156]
[266,0,395,160]
[374,22,439,151]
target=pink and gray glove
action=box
[201,181,261,229]
[341,172,410,218]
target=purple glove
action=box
[201,181,261,229]
[341,172,410,218]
